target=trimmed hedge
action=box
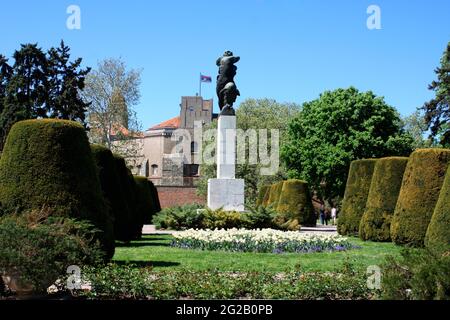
[134,176,159,225]
[425,163,450,251]
[359,157,408,242]
[256,185,270,207]
[266,181,284,208]
[113,155,140,241]
[276,179,316,229]
[148,179,161,214]
[338,159,377,236]
[91,144,130,242]
[391,149,450,246]
[0,119,114,259]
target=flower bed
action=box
[171,228,354,253]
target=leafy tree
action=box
[81,58,143,161]
[402,109,432,149]
[197,98,300,206]
[281,87,414,202]
[423,42,450,146]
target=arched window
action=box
[145,161,150,177]
[191,141,198,153]
[151,164,158,176]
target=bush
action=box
[266,181,284,208]
[90,145,129,241]
[245,205,279,229]
[152,204,205,230]
[381,247,450,300]
[276,179,316,229]
[148,180,161,214]
[338,159,377,236]
[425,164,450,251]
[113,155,139,241]
[202,208,244,229]
[391,149,450,246]
[134,176,158,225]
[0,119,114,259]
[256,185,270,207]
[359,157,408,241]
[0,209,104,294]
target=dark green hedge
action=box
[425,163,450,251]
[338,159,377,236]
[266,181,284,209]
[391,149,450,246]
[276,179,316,229]
[359,157,408,241]
[0,119,114,259]
[134,176,159,225]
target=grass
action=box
[113,234,403,272]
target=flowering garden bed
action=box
[171,229,355,254]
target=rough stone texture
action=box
[156,186,205,208]
[161,154,184,186]
[207,178,245,211]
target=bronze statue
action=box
[216,51,240,115]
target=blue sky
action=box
[1,0,449,129]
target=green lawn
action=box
[113,234,403,272]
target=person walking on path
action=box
[319,204,325,225]
[331,206,337,225]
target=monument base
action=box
[207,178,245,211]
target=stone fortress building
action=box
[136,96,216,188]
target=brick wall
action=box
[156,186,206,208]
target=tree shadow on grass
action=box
[112,260,180,268]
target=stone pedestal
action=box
[207,115,245,211]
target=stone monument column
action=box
[207,51,245,211]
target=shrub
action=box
[391,149,450,246]
[134,176,158,225]
[425,164,450,251]
[244,205,279,229]
[359,157,408,241]
[266,181,284,208]
[256,185,270,207]
[202,208,243,229]
[113,155,139,241]
[381,247,450,300]
[276,179,316,229]
[148,180,161,214]
[90,145,129,241]
[338,159,377,236]
[152,204,205,230]
[0,209,104,294]
[0,119,114,258]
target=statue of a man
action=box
[216,51,240,115]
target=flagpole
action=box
[199,73,202,97]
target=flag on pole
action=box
[200,74,212,83]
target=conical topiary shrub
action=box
[134,176,158,225]
[391,149,450,246]
[0,119,114,258]
[359,157,408,241]
[276,179,316,229]
[338,159,377,236]
[425,164,450,251]
[91,144,131,242]
[256,185,270,207]
[266,181,284,209]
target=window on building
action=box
[151,164,158,176]
[191,141,198,153]
[145,161,150,177]
[183,164,199,177]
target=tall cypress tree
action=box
[423,42,450,146]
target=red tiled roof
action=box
[148,116,180,130]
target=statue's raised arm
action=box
[216,51,240,116]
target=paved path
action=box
[142,225,338,235]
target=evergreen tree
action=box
[423,42,450,146]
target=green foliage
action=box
[256,185,270,207]
[381,247,450,300]
[0,41,90,151]
[151,204,205,230]
[134,175,159,225]
[391,149,450,246]
[197,98,297,207]
[112,154,140,241]
[282,87,414,201]
[0,209,104,294]
[246,205,279,229]
[276,179,316,229]
[77,265,372,300]
[267,181,284,208]
[425,163,450,251]
[0,119,114,258]
[359,157,408,241]
[338,159,377,236]
[422,42,450,146]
